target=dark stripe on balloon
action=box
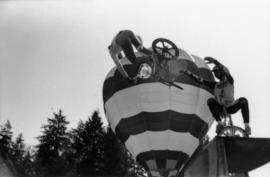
[115,111,209,143]
[103,68,214,103]
[136,150,189,170]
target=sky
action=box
[0,0,269,176]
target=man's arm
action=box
[180,70,216,89]
[110,52,130,79]
[204,56,234,84]
[204,56,222,67]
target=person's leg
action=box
[208,98,224,133]
[226,97,250,135]
[226,97,249,123]
[207,98,223,122]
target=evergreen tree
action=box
[103,127,147,177]
[103,127,129,176]
[12,133,26,176]
[22,150,36,177]
[127,158,148,177]
[35,109,71,177]
[0,120,14,157]
[65,120,86,177]
[71,110,106,176]
[13,133,25,159]
[11,134,38,177]
[69,120,85,167]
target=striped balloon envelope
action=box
[103,48,215,177]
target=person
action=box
[180,56,251,135]
[108,30,152,83]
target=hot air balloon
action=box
[103,38,215,177]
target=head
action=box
[212,66,224,79]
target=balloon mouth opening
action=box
[149,169,176,177]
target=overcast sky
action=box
[0,0,269,176]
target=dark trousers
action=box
[115,30,141,63]
[207,97,249,123]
